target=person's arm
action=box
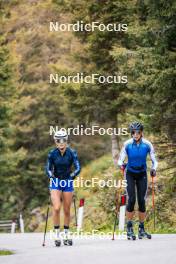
[45,152,54,178]
[149,143,158,176]
[70,150,81,179]
[118,144,127,169]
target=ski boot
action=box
[127,221,136,240]
[138,223,152,239]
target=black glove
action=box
[150,169,156,177]
[70,174,76,180]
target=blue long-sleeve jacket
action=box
[45,147,81,179]
[118,138,158,173]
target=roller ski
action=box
[54,229,61,247]
[63,238,73,246]
[127,221,136,240]
[138,223,151,239]
[127,229,136,240]
[63,228,73,246]
[55,239,61,247]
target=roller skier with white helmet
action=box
[45,129,81,246]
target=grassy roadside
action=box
[0,250,14,256]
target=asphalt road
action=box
[0,233,176,264]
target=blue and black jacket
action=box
[118,137,158,173]
[45,147,81,179]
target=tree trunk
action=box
[111,116,120,166]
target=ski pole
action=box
[118,167,127,232]
[112,193,119,240]
[42,196,50,247]
[73,194,77,226]
[112,181,122,240]
[152,176,155,231]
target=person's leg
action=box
[50,189,62,227]
[136,173,151,238]
[126,171,136,221]
[125,170,136,237]
[60,178,74,245]
[136,172,148,226]
[63,191,73,228]
[126,211,135,220]
[139,212,145,222]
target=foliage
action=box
[0,0,175,231]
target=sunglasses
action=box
[55,138,67,143]
[131,130,141,135]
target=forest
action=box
[0,0,175,232]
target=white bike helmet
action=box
[54,129,68,142]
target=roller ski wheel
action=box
[55,240,61,247]
[127,229,136,240]
[63,239,73,246]
[127,233,136,240]
[138,230,152,239]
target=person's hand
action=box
[150,169,156,177]
[70,174,76,180]
[120,163,127,172]
[48,176,54,190]
[49,176,54,184]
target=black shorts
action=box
[126,170,148,213]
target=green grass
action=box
[0,249,14,256]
